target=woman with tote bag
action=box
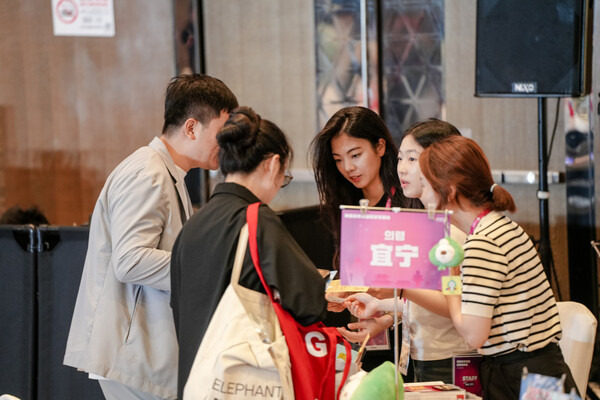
[171,107,348,399]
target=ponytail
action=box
[490,183,516,213]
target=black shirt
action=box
[170,182,328,398]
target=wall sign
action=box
[52,0,115,37]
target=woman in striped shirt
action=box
[346,135,577,399]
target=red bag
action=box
[246,203,352,400]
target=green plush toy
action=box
[350,361,403,400]
[429,236,464,271]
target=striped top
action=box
[461,211,562,356]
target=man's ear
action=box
[183,118,198,139]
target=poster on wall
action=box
[51,0,115,37]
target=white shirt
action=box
[407,225,472,360]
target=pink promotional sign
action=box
[339,208,447,289]
[453,354,483,396]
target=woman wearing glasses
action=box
[170,106,327,396]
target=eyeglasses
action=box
[281,169,293,188]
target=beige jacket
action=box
[64,137,192,399]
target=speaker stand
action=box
[537,98,553,281]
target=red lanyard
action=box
[385,187,396,208]
[470,209,490,235]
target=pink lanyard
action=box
[385,187,396,209]
[470,209,490,234]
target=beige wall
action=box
[0,0,175,225]
[203,0,321,208]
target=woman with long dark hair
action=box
[311,106,416,371]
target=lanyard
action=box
[470,209,490,235]
[385,187,396,209]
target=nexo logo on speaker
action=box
[512,82,537,93]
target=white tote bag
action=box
[183,224,294,400]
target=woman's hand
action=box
[337,314,393,343]
[325,292,351,312]
[343,293,380,319]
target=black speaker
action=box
[475,0,592,97]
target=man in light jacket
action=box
[64,74,238,400]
